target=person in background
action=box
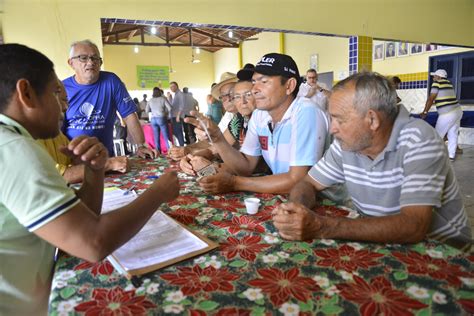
[182,87,198,144]
[169,81,185,146]
[146,87,172,154]
[133,97,142,120]
[38,82,130,183]
[62,40,156,158]
[180,74,257,175]
[206,94,223,124]
[421,69,463,161]
[139,94,147,119]
[297,68,330,111]
[391,76,402,103]
[168,73,238,161]
[272,72,471,251]
[0,44,180,315]
[185,53,330,195]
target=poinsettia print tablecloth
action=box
[48,158,474,315]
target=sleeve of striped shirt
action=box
[308,141,346,187]
[1,138,79,232]
[399,127,448,207]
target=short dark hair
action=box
[392,76,401,84]
[170,81,178,88]
[0,44,54,113]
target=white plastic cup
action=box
[244,198,260,215]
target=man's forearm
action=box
[63,164,86,184]
[124,113,145,144]
[76,166,104,215]
[212,140,254,175]
[289,180,318,209]
[234,168,308,194]
[319,208,431,244]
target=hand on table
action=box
[169,146,189,161]
[60,135,108,170]
[105,156,130,173]
[198,169,235,193]
[180,154,212,176]
[184,111,223,144]
[137,145,158,159]
[272,202,326,241]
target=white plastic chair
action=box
[113,139,126,156]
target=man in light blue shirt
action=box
[185,53,330,194]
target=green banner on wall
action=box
[136,65,170,89]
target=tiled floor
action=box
[453,145,474,233]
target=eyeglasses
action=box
[219,93,232,102]
[71,55,103,64]
[232,91,254,102]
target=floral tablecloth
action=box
[49,158,474,315]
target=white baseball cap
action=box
[430,69,448,78]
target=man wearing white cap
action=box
[421,69,463,161]
[168,72,238,161]
[185,53,330,194]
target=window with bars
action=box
[429,51,474,104]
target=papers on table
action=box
[103,188,217,277]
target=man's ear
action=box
[67,58,74,68]
[16,79,37,109]
[286,77,297,96]
[367,109,381,131]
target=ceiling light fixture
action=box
[195,47,200,54]
[228,30,233,38]
[190,30,200,64]
[151,26,157,35]
[134,46,139,53]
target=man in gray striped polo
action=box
[273,72,471,251]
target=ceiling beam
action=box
[102,25,142,38]
[191,28,236,46]
[103,41,239,48]
[104,23,115,42]
[168,29,189,42]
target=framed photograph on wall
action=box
[373,43,384,61]
[385,42,396,59]
[425,44,438,52]
[397,42,409,57]
[410,43,424,55]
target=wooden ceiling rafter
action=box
[101,22,259,52]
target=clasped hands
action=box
[60,135,108,171]
[272,202,330,241]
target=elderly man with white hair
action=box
[62,39,156,158]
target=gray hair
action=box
[69,40,100,58]
[333,72,399,122]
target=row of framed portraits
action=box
[373,42,453,61]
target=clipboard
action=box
[106,211,218,279]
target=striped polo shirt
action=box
[430,78,460,115]
[241,97,329,174]
[309,106,472,250]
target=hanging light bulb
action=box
[168,46,176,73]
[134,46,139,53]
[150,26,157,35]
[228,31,233,38]
[195,47,200,54]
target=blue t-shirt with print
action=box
[62,71,136,155]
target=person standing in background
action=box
[169,81,185,146]
[146,87,172,154]
[139,94,148,119]
[62,40,156,158]
[421,69,463,161]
